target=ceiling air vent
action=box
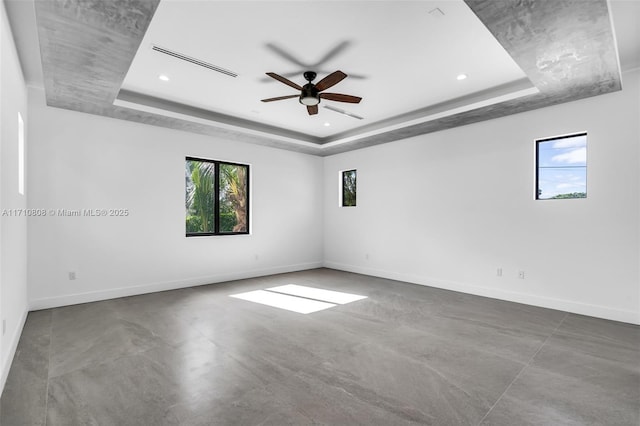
[151,45,238,77]
[323,105,363,120]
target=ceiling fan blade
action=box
[320,93,362,103]
[307,105,318,115]
[315,70,347,92]
[311,41,350,68]
[265,43,309,68]
[260,71,300,82]
[261,94,299,102]
[340,72,367,80]
[266,72,302,90]
[261,70,367,83]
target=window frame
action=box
[341,169,357,207]
[18,112,25,195]
[535,132,587,201]
[185,156,250,237]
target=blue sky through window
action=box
[537,134,587,199]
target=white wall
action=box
[27,88,324,308]
[0,0,29,392]
[324,69,640,325]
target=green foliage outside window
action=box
[219,163,248,232]
[549,192,586,199]
[342,170,357,207]
[185,158,249,235]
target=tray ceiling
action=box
[27,0,623,156]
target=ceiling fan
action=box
[261,70,362,115]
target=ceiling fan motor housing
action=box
[300,83,320,106]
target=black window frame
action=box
[341,169,357,207]
[535,132,587,200]
[185,156,250,237]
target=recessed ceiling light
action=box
[158,74,170,82]
[324,122,331,127]
[457,73,468,81]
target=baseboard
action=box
[323,261,640,325]
[29,261,323,311]
[28,260,639,325]
[0,306,28,395]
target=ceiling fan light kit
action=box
[262,70,361,116]
[300,72,320,106]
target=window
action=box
[342,169,357,207]
[18,112,25,195]
[536,133,587,200]
[185,157,249,236]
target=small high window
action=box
[185,157,249,236]
[342,169,357,207]
[536,133,587,200]
[18,112,25,195]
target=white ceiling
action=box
[5,0,640,153]
[120,0,530,138]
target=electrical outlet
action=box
[497,268,503,277]
[518,270,525,279]
[69,271,77,280]
[365,253,370,260]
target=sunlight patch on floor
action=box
[230,285,367,314]
[230,290,336,314]
[267,284,367,304]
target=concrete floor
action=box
[1,268,638,425]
